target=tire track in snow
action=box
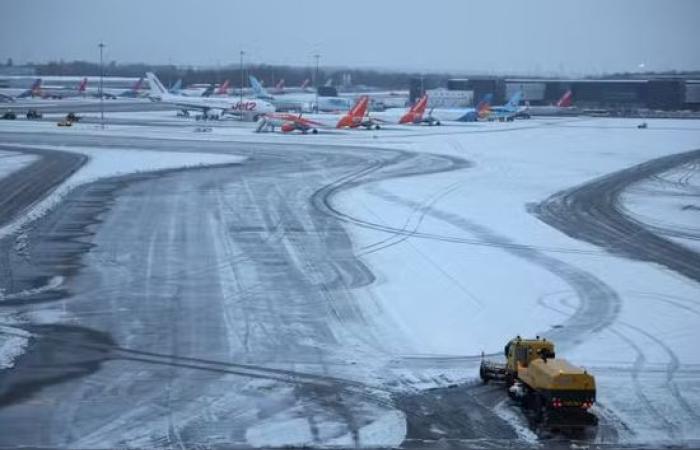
[532,148,700,283]
[368,189,621,353]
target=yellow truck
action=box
[480,336,597,431]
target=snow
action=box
[0,135,246,372]
[1,115,700,445]
[494,400,539,444]
[0,149,38,179]
[0,325,29,370]
[0,143,246,240]
[245,404,406,448]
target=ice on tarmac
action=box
[0,115,699,446]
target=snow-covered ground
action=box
[0,140,245,376]
[0,149,38,179]
[0,116,699,446]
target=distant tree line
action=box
[32,60,454,90]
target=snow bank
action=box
[0,143,245,240]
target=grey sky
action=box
[2,0,699,75]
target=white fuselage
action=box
[155,92,275,120]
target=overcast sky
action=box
[2,0,699,75]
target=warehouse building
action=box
[445,77,700,111]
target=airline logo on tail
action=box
[337,96,370,128]
[216,80,230,95]
[399,95,429,124]
[556,90,573,108]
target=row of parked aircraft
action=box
[254,89,574,134]
[10,77,146,100]
[144,72,575,132]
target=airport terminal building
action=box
[412,76,700,111]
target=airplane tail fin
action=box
[32,78,43,96]
[400,95,428,124]
[201,84,215,97]
[132,77,144,92]
[300,78,310,89]
[78,77,88,93]
[217,80,230,95]
[556,89,573,107]
[412,95,429,115]
[169,79,182,94]
[348,95,370,118]
[505,91,522,111]
[476,93,493,118]
[249,75,270,98]
[275,79,285,90]
[146,72,168,98]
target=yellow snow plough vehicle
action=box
[480,336,598,431]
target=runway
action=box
[0,133,526,448]
[0,118,698,448]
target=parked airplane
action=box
[269,78,312,95]
[336,95,383,129]
[215,80,230,96]
[248,75,312,112]
[522,90,575,116]
[146,72,274,120]
[399,95,440,126]
[481,91,528,121]
[15,79,42,98]
[419,94,493,122]
[267,79,286,95]
[16,78,87,99]
[117,77,145,98]
[255,112,324,134]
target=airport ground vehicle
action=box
[2,110,17,120]
[480,336,598,432]
[26,109,42,119]
[57,112,80,127]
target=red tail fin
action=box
[217,80,230,95]
[556,90,572,108]
[411,95,428,115]
[78,77,88,93]
[348,95,369,118]
[132,77,144,91]
[399,95,429,124]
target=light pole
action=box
[98,42,105,129]
[239,50,245,119]
[313,53,320,113]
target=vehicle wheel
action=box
[479,365,489,384]
[436,121,441,126]
[252,114,260,122]
[312,128,318,134]
[375,125,381,130]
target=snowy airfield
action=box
[0,110,699,449]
